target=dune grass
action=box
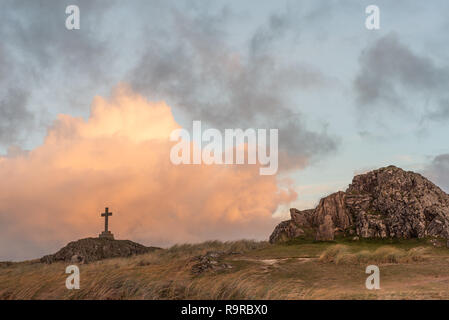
[1,238,449,299]
[319,244,430,265]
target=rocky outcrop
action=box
[190,251,233,275]
[270,192,352,242]
[270,166,449,243]
[41,238,161,264]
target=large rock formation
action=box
[41,238,161,264]
[270,166,449,243]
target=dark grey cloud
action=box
[0,89,32,145]
[354,33,449,122]
[129,6,338,169]
[250,12,291,56]
[0,42,34,145]
[0,1,338,168]
[422,154,449,192]
[424,99,449,123]
[1,0,110,76]
[0,0,115,149]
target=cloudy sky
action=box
[1,0,449,261]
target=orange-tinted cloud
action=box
[0,85,296,261]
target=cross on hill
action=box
[99,207,114,239]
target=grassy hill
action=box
[2,238,449,299]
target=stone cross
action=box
[101,207,112,232]
[99,207,114,239]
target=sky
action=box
[1,0,449,261]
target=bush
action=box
[319,245,349,263]
[319,245,430,265]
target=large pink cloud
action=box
[0,85,296,261]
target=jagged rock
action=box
[41,237,161,264]
[70,254,84,264]
[269,219,305,243]
[270,165,449,243]
[191,251,233,275]
[316,215,335,241]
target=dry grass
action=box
[131,240,270,266]
[0,240,277,300]
[319,245,430,265]
[1,239,449,300]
